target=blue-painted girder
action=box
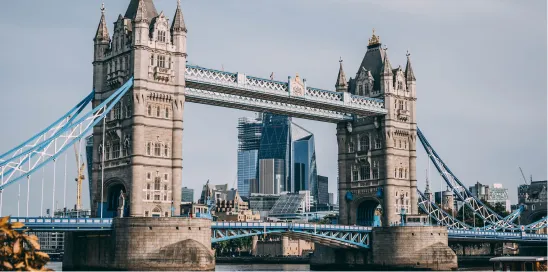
[0,78,133,191]
[9,217,547,244]
[211,222,371,248]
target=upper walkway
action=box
[184,65,387,122]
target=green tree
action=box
[456,202,509,227]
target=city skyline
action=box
[0,0,546,216]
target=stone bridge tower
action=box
[91,0,187,217]
[337,31,418,226]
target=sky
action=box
[0,0,546,216]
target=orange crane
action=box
[74,142,85,210]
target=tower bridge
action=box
[0,0,546,270]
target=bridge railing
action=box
[9,217,113,225]
[212,222,372,232]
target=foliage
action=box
[214,236,252,256]
[0,216,51,271]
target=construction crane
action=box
[74,141,85,210]
[519,167,529,185]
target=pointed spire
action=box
[134,0,147,22]
[405,50,416,81]
[94,3,110,42]
[381,46,392,77]
[425,169,431,194]
[171,0,187,33]
[125,0,158,21]
[335,58,348,92]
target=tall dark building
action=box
[257,113,291,193]
[237,115,263,197]
[181,187,194,203]
[318,175,329,205]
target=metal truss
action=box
[185,87,353,122]
[211,222,371,248]
[448,229,547,243]
[417,189,471,230]
[10,217,113,232]
[0,78,134,191]
[417,128,526,231]
[0,93,92,162]
[185,65,387,117]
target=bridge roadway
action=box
[9,217,547,248]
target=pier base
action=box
[310,226,457,271]
[63,217,215,271]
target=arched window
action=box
[147,105,152,116]
[165,108,170,118]
[394,168,397,178]
[164,144,169,157]
[360,135,370,151]
[358,85,363,95]
[164,211,168,217]
[399,168,403,178]
[146,143,151,155]
[360,162,371,180]
[157,55,166,68]
[145,211,149,217]
[404,141,407,149]
[348,142,355,153]
[393,138,397,148]
[156,106,160,117]
[154,143,161,156]
[399,140,402,148]
[112,141,120,158]
[146,193,150,200]
[150,54,155,66]
[147,183,151,190]
[164,184,168,191]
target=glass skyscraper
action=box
[238,113,319,203]
[237,115,263,198]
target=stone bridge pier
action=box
[310,226,457,270]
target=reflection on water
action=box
[47,262,310,271]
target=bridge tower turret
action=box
[90,0,187,218]
[337,29,418,226]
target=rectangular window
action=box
[150,54,155,66]
[375,137,381,149]
[112,143,120,159]
[352,169,358,181]
[113,104,120,120]
[157,55,166,68]
[349,142,354,153]
[154,195,160,201]
[164,174,168,180]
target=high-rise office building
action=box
[317,175,329,205]
[328,193,334,205]
[257,114,291,193]
[292,123,318,202]
[239,113,319,203]
[237,115,263,198]
[181,187,194,203]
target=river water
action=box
[48,262,310,271]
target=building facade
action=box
[318,175,329,205]
[181,186,194,203]
[237,115,263,198]
[337,31,418,226]
[90,0,187,217]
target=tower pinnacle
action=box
[368,28,381,47]
[405,50,416,81]
[94,3,110,42]
[335,58,348,92]
[171,0,187,33]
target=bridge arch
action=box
[104,179,128,217]
[355,196,382,227]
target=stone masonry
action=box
[337,31,418,226]
[63,217,215,270]
[91,0,186,218]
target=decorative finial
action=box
[368,28,381,46]
[101,2,105,14]
[406,50,411,57]
[383,45,388,51]
[339,57,343,63]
